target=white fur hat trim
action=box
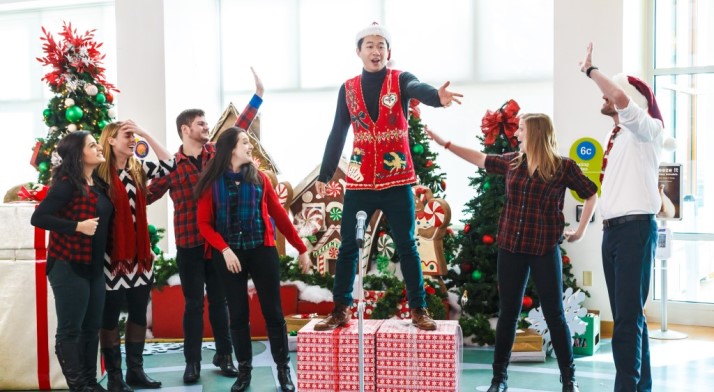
[355,22,391,47]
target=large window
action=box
[0,1,116,194]
[653,0,714,304]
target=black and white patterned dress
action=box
[104,159,175,290]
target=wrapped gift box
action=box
[375,319,462,392]
[285,313,324,335]
[573,310,601,355]
[0,202,48,260]
[512,328,543,352]
[0,259,101,390]
[297,318,383,391]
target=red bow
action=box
[18,184,49,202]
[480,99,520,146]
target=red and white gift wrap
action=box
[0,259,67,389]
[0,203,48,260]
[297,318,384,391]
[375,319,462,392]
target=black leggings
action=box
[102,284,152,329]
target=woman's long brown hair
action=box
[510,113,562,182]
[97,121,148,194]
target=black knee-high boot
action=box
[487,362,508,392]
[79,335,106,391]
[230,328,252,392]
[267,324,295,392]
[100,328,132,392]
[124,322,161,389]
[56,341,88,392]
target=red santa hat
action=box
[612,73,664,124]
[355,22,391,48]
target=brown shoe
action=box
[313,303,352,331]
[411,307,437,331]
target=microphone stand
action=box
[356,217,366,392]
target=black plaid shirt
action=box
[147,95,262,248]
[485,152,597,256]
[45,184,98,264]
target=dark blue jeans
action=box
[493,247,574,375]
[333,185,426,309]
[177,245,232,362]
[602,218,656,392]
[48,260,105,345]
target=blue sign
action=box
[576,141,596,161]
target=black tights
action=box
[102,284,152,329]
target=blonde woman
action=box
[427,114,597,392]
[97,120,174,391]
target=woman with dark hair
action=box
[96,120,174,391]
[31,131,113,392]
[427,114,598,392]
[195,127,311,392]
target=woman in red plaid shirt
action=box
[427,114,598,392]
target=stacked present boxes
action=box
[510,328,545,362]
[297,318,462,392]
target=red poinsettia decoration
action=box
[36,22,118,94]
[480,99,520,146]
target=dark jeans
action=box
[602,218,656,392]
[48,260,105,344]
[102,283,151,329]
[333,185,426,309]
[213,245,288,363]
[177,245,232,362]
[493,247,574,375]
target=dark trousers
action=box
[213,245,289,365]
[102,283,151,329]
[333,185,426,309]
[48,260,105,345]
[177,245,232,362]
[493,247,575,374]
[602,218,656,392]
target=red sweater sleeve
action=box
[197,188,229,252]
[262,174,307,254]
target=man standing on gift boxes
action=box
[147,68,263,384]
[313,22,463,332]
[580,42,664,392]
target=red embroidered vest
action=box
[344,69,415,190]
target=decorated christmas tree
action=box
[447,100,587,345]
[33,22,117,184]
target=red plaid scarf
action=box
[109,169,152,274]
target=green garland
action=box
[364,275,447,320]
[459,313,496,346]
[279,255,335,290]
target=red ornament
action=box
[425,160,433,168]
[440,180,447,191]
[425,286,436,295]
[522,295,533,309]
[446,227,454,235]
[562,255,571,264]
[460,262,473,273]
[105,90,114,103]
[482,234,495,245]
[464,224,471,234]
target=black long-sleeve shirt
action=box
[318,67,443,182]
[31,178,113,277]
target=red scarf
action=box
[109,169,152,274]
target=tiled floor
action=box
[94,331,713,392]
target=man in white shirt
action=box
[580,42,664,392]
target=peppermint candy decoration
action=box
[275,183,289,205]
[424,201,445,227]
[324,181,342,197]
[377,234,395,258]
[328,247,339,259]
[328,206,342,221]
[295,208,323,236]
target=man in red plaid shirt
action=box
[147,68,263,384]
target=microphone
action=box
[355,211,368,247]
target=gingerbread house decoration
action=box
[290,158,382,275]
[210,102,280,174]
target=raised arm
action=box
[579,42,629,109]
[425,126,486,168]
